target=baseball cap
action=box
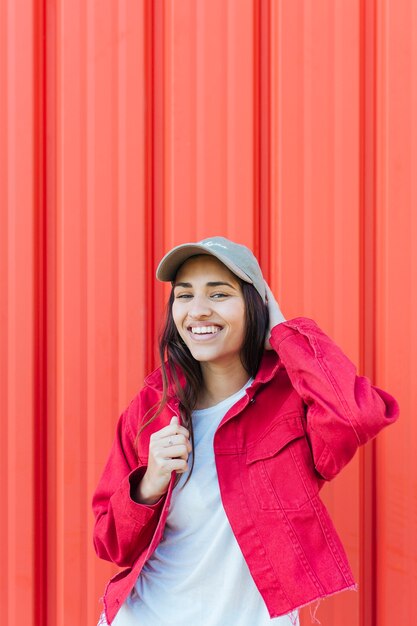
[156,236,267,303]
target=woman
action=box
[93,236,399,626]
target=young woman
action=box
[93,236,399,626]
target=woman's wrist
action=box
[133,474,164,505]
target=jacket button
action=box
[250,398,255,404]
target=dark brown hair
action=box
[136,277,269,486]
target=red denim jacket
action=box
[92,317,399,624]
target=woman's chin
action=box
[187,346,240,367]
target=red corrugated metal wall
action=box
[0,1,414,624]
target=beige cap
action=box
[156,236,267,303]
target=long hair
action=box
[136,279,269,487]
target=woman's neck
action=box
[196,361,251,409]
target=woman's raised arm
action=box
[266,310,399,480]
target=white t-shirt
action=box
[108,379,299,626]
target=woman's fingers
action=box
[264,281,286,325]
[149,442,190,480]
[264,280,286,350]
[151,421,190,441]
[159,433,192,452]
[150,431,191,451]
[149,425,192,470]
[165,458,189,473]
[155,443,190,460]
[140,416,194,502]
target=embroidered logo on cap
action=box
[201,240,228,249]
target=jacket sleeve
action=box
[92,396,166,567]
[270,317,400,480]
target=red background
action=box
[0,1,414,624]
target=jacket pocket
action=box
[246,413,319,510]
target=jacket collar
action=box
[144,350,282,396]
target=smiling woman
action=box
[92,236,399,626]
[172,256,247,389]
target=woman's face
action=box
[172,255,246,368]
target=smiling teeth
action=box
[191,326,221,334]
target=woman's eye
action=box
[175,293,229,299]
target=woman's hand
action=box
[134,416,192,504]
[264,281,286,350]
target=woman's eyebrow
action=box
[173,281,237,289]
[207,281,236,288]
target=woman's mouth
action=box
[187,325,223,341]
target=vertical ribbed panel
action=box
[1,0,36,624]
[374,1,416,623]
[270,3,361,624]
[51,2,149,624]
[0,1,412,624]
[160,0,256,245]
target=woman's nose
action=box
[188,295,212,318]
